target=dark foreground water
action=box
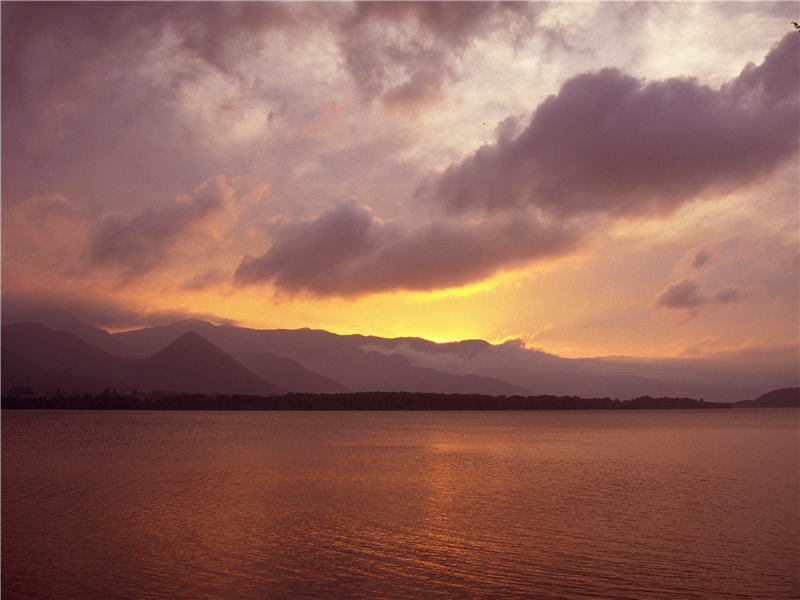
[2,409,798,600]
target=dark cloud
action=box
[1,2,302,92]
[691,247,714,269]
[235,202,582,297]
[420,33,799,217]
[348,1,525,44]
[1,291,239,332]
[89,176,231,276]
[2,1,538,110]
[180,268,231,292]
[382,70,444,115]
[711,287,742,305]
[653,279,707,310]
[652,279,748,311]
[338,1,542,106]
[2,3,255,208]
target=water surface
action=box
[3,409,798,599]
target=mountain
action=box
[122,331,283,396]
[733,388,800,408]
[1,323,284,397]
[1,307,129,356]
[112,319,222,358]
[4,315,797,401]
[241,352,350,394]
[2,322,132,394]
[359,336,766,401]
[1,347,112,396]
[113,322,530,396]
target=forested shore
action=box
[1,392,730,411]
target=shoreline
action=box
[1,392,732,411]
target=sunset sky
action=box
[2,1,798,361]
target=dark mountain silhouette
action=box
[113,321,529,396]
[1,307,129,356]
[241,352,350,394]
[4,314,797,401]
[1,323,284,397]
[113,319,222,358]
[109,320,798,401]
[2,322,132,394]
[361,336,758,401]
[122,331,283,396]
[733,387,800,408]
[1,346,111,395]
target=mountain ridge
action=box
[733,387,799,408]
[123,331,283,396]
[2,313,798,401]
[1,323,283,397]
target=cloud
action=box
[1,2,303,90]
[419,33,799,217]
[338,1,542,107]
[1,193,90,279]
[652,278,750,311]
[179,268,231,292]
[691,246,714,269]
[711,287,742,305]
[1,291,239,332]
[234,202,582,297]
[653,279,708,310]
[382,70,444,116]
[89,175,233,277]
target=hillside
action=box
[2,322,132,394]
[733,388,800,408]
[112,321,530,396]
[3,314,798,401]
[122,331,283,396]
[1,324,285,397]
[241,352,350,394]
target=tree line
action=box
[1,391,730,410]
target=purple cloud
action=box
[179,268,231,292]
[420,33,799,217]
[1,291,239,332]
[711,287,742,305]
[234,202,582,297]
[691,246,714,269]
[652,279,748,311]
[338,2,543,105]
[382,70,444,115]
[90,176,232,276]
[653,279,708,310]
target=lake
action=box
[2,409,798,599]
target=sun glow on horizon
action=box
[2,2,797,370]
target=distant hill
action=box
[122,331,283,396]
[3,314,798,401]
[241,352,350,394]
[733,388,800,408]
[113,321,530,396]
[1,324,284,397]
[105,320,798,400]
[2,347,112,396]
[1,307,129,356]
[2,322,132,394]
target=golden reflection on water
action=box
[2,410,798,600]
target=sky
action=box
[2,1,799,362]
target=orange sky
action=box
[2,2,798,361]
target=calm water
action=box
[2,409,798,600]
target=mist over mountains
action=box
[2,310,798,402]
